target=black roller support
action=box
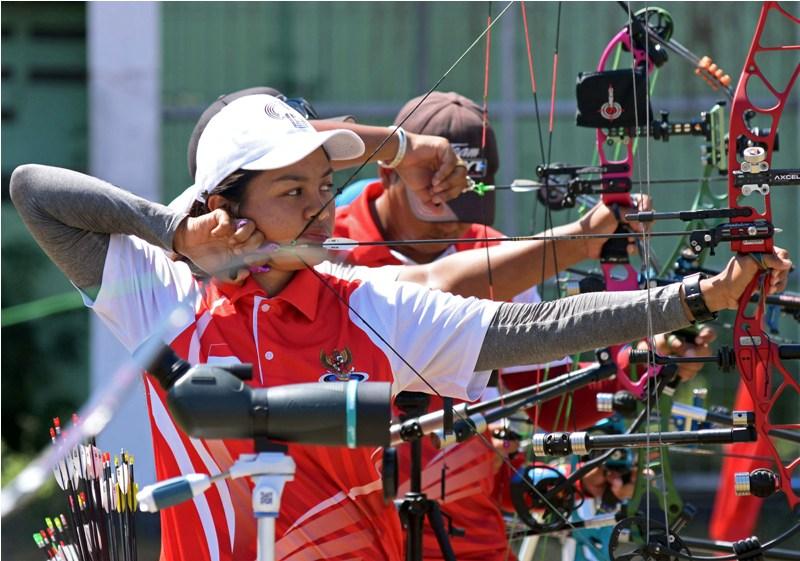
[588,427,756,449]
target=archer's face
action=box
[239,148,335,269]
[384,176,471,262]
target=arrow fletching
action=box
[509,179,542,192]
[322,237,358,250]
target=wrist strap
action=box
[377,127,407,169]
[682,272,717,324]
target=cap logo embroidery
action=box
[452,143,488,178]
[318,347,369,382]
[263,100,310,130]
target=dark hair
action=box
[188,169,261,217]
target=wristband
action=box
[682,272,717,324]
[377,127,407,169]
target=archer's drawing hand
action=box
[173,212,265,283]
[396,132,469,208]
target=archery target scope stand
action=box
[137,352,392,561]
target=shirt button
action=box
[261,303,270,312]
[265,351,274,360]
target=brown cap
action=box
[394,91,498,225]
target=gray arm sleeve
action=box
[475,283,690,371]
[9,164,186,289]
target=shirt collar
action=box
[211,268,321,321]
[343,181,402,264]
[344,180,387,241]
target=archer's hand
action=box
[580,195,653,260]
[395,132,468,208]
[648,326,717,381]
[700,246,792,312]
[489,421,521,473]
[581,465,636,501]
[173,212,265,283]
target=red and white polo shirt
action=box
[88,233,500,561]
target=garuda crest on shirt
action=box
[319,347,369,382]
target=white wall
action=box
[88,2,161,486]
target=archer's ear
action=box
[379,166,396,188]
[207,194,229,212]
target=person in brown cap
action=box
[336,91,502,266]
[333,91,718,561]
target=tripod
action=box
[138,437,295,561]
[394,392,461,561]
[247,439,297,561]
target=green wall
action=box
[1,1,89,453]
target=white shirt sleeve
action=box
[348,280,502,401]
[85,234,198,352]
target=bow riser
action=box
[727,0,800,514]
[596,24,664,399]
[596,28,651,211]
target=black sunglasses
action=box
[281,96,320,120]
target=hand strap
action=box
[682,272,717,324]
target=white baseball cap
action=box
[170,94,364,212]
